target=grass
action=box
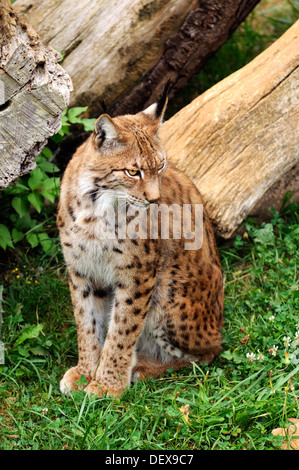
[0,201,298,450]
[1,0,298,451]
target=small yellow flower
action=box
[16,275,20,279]
[34,280,38,285]
[284,352,291,366]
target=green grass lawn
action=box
[0,1,298,451]
[0,202,298,450]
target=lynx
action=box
[57,85,224,398]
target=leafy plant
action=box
[52,106,96,143]
[0,108,96,254]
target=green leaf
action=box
[17,346,30,358]
[12,228,24,243]
[26,232,39,248]
[67,106,88,122]
[30,345,49,356]
[253,224,275,245]
[38,161,60,173]
[34,154,46,165]
[6,182,29,195]
[51,133,63,143]
[12,196,30,217]
[27,192,44,213]
[28,168,46,191]
[42,177,60,202]
[12,213,37,231]
[43,177,60,191]
[38,233,53,253]
[75,374,89,388]
[41,147,54,160]
[81,118,96,131]
[41,190,55,203]
[55,49,65,63]
[221,350,234,361]
[51,121,71,142]
[0,224,13,249]
[14,324,44,348]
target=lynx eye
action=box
[125,169,141,178]
[158,162,165,172]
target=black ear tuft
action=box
[155,79,172,119]
[100,99,108,114]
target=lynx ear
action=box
[142,79,172,126]
[94,114,120,146]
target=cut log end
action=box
[0,0,72,189]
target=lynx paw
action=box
[60,366,89,394]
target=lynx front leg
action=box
[85,278,154,397]
[60,270,111,394]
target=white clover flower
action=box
[294,331,299,344]
[283,336,291,348]
[268,345,278,356]
[246,352,256,363]
[257,350,264,361]
[268,315,275,323]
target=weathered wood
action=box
[14,0,260,117]
[111,0,262,117]
[159,20,299,238]
[0,0,72,189]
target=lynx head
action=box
[81,82,171,208]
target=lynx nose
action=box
[144,181,160,204]
[148,196,159,204]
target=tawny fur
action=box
[58,98,224,398]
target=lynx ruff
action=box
[57,86,224,398]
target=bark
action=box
[14,0,260,118]
[159,20,299,238]
[0,0,72,189]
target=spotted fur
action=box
[58,92,224,397]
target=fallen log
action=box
[159,20,299,238]
[14,0,260,117]
[0,0,72,189]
